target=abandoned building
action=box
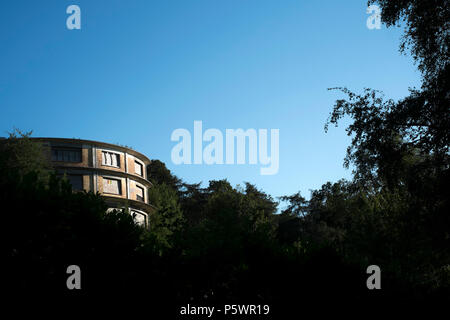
[33,138,154,228]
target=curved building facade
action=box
[34,138,154,228]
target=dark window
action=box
[52,148,82,162]
[136,185,144,202]
[66,175,83,191]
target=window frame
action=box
[131,209,148,227]
[102,176,122,195]
[51,147,82,163]
[101,150,121,168]
[135,184,145,202]
[134,159,144,177]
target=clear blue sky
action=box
[0,0,421,205]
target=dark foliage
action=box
[3,0,449,314]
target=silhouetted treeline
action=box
[3,0,449,314]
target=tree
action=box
[312,0,450,294]
[147,182,184,251]
[3,170,146,296]
[0,128,52,183]
[369,0,449,81]
[366,0,449,166]
[147,159,182,190]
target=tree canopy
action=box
[3,0,449,311]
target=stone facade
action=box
[34,138,154,228]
